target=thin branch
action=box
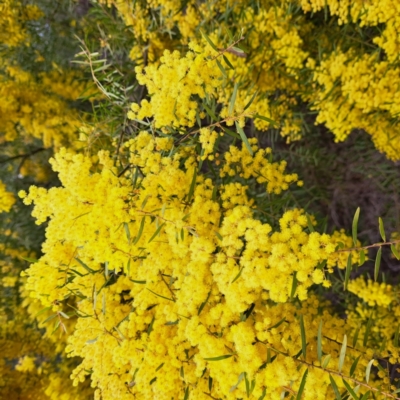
[0,147,46,164]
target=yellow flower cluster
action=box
[0,180,15,213]
[19,133,366,398]
[348,277,395,307]
[128,45,222,129]
[310,51,400,159]
[0,65,87,148]
[0,0,43,47]
[219,139,302,194]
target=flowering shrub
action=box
[2,0,400,399]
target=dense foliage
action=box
[2,0,400,399]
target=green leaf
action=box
[21,256,38,263]
[124,222,131,244]
[360,391,370,400]
[86,337,98,344]
[344,253,352,290]
[235,121,253,156]
[200,29,219,52]
[187,167,197,202]
[254,114,278,127]
[296,369,308,400]
[268,317,286,331]
[130,279,146,284]
[231,267,244,284]
[317,321,323,362]
[198,291,211,315]
[146,288,174,302]
[230,372,245,393]
[183,387,189,400]
[363,317,372,347]
[243,90,259,111]
[203,103,217,121]
[42,314,57,324]
[352,207,360,246]
[329,375,342,400]
[349,355,360,377]
[229,83,238,116]
[299,314,306,359]
[92,283,97,311]
[102,292,106,316]
[156,362,164,372]
[59,311,70,319]
[259,388,267,400]
[365,359,374,383]
[338,334,347,373]
[35,306,52,318]
[140,194,151,210]
[223,55,234,69]
[133,217,145,245]
[306,214,314,232]
[216,59,227,76]
[148,222,165,243]
[378,217,386,242]
[147,316,155,335]
[204,354,233,361]
[374,247,382,281]
[391,244,400,260]
[245,372,250,397]
[75,258,97,273]
[215,231,223,241]
[322,354,331,369]
[342,379,358,400]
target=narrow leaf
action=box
[317,321,323,362]
[146,288,174,302]
[229,83,238,115]
[352,207,360,246]
[378,217,386,242]
[198,291,211,315]
[235,121,253,156]
[124,222,131,244]
[244,90,259,111]
[344,253,352,290]
[133,217,145,245]
[296,369,308,400]
[359,249,366,266]
[391,244,400,260]
[342,379,358,400]
[254,114,278,127]
[299,315,306,359]
[306,214,314,232]
[216,59,227,76]
[231,267,244,284]
[374,247,382,281]
[75,258,96,273]
[322,354,331,369]
[148,222,166,243]
[329,375,342,400]
[204,354,233,361]
[223,54,234,69]
[187,168,197,202]
[365,359,374,383]
[349,355,360,377]
[200,29,218,52]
